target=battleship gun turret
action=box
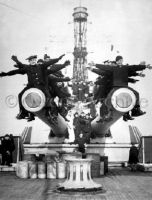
[89,60,152,138]
[91,87,137,137]
[0,55,70,138]
[21,87,68,137]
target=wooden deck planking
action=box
[0,168,152,200]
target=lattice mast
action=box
[72,7,88,82]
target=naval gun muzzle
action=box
[91,87,137,137]
[21,88,68,137]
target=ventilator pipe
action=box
[21,88,68,137]
[91,87,137,137]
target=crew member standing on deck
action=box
[1,134,15,166]
[128,143,139,171]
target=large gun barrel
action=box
[21,88,68,137]
[91,87,137,137]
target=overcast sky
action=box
[0,0,152,141]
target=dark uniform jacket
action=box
[0,60,67,89]
[1,138,15,154]
[48,73,71,98]
[91,68,112,77]
[75,136,86,154]
[92,69,112,99]
[72,83,79,96]
[1,137,15,165]
[128,145,139,164]
[95,64,146,87]
[73,116,79,127]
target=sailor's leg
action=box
[17,87,30,119]
[129,88,146,116]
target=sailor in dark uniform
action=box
[1,134,15,166]
[0,54,70,121]
[72,82,79,99]
[73,112,80,142]
[128,143,139,171]
[78,81,85,101]
[48,74,71,121]
[91,67,143,102]
[90,67,139,121]
[88,68,113,122]
[75,132,87,158]
[89,56,151,121]
[84,113,92,144]
[92,69,112,101]
[43,54,71,103]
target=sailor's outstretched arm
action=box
[89,68,111,76]
[88,62,114,72]
[95,78,110,85]
[43,54,65,68]
[127,65,146,72]
[128,71,145,77]
[128,64,152,72]
[47,60,70,74]
[11,55,26,68]
[0,69,25,77]
[128,77,139,83]
[137,72,145,77]
[95,64,114,71]
[48,74,71,82]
